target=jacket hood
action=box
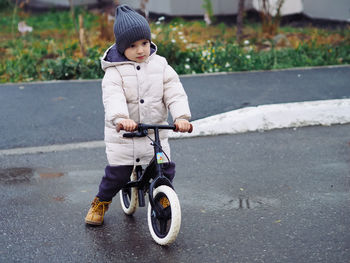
[101,42,157,71]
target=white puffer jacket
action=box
[101,43,191,166]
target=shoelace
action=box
[92,200,111,221]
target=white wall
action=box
[33,0,350,22]
[120,0,304,17]
[27,0,99,8]
[251,0,303,16]
[119,0,233,16]
[303,0,350,21]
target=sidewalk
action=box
[171,98,350,138]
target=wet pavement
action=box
[1,124,349,262]
[1,66,349,262]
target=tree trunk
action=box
[79,14,86,56]
[140,0,149,20]
[236,0,245,44]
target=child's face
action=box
[124,39,151,63]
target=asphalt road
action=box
[0,66,349,262]
[1,66,349,149]
[0,124,349,262]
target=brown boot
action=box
[85,197,112,225]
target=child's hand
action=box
[174,119,192,133]
[118,119,137,132]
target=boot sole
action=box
[85,219,103,226]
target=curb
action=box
[1,99,349,156]
[170,99,350,138]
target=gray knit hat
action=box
[114,5,151,54]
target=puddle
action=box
[180,188,282,211]
[0,167,65,184]
[0,167,35,183]
[235,196,281,209]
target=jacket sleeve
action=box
[101,66,129,126]
[163,63,191,121]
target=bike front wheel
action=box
[120,170,138,215]
[147,185,181,246]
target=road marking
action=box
[0,141,105,156]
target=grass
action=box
[0,6,349,83]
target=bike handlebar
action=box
[116,123,193,133]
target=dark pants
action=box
[97,162,176,202]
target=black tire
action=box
[147,185,181,245]
[120,170,138,215]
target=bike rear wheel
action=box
[147,185,181,245]
[120,170,138,215]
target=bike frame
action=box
[122,123,176,217]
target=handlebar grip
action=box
[174,123,193,133]
[116,123,139,133]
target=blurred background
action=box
[1,0,349,83]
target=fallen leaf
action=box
[52,96,66,101]
[53,196,65,202]
[40,172,64,178]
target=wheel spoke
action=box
[163,206,171,219]
[159,219,168,234]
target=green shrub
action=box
[1,39,349,83]
[41,48,103,81]
[156,40,350,74]
[0,6,349,83]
